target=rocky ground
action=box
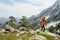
[29,35,47,40]
[0,25,60,40]
[0,29,60,40]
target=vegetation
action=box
[49,26,56,33]
[0,32,56,40]
[0,16,60,40]
[48,23,60,36]
[4,16,31,29]
[37,32,55,40]
[0,24,1,26]
[18,16,31,29]
[9,16,16,22]
[7,16,17,29]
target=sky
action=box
[0,0,57,18]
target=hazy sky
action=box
[0,0,57,18]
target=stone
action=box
[29,29,36,34]
[14,29,20,33]
[35,29,40,33]
[16,33,20,36]
[30,35,47,40]
[5,25,14,32]
[0,29,5,33]
[10,27,14,32]
[19,31,26,34]
[17,38,22,40]
[19,27,27,31]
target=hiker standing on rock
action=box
[41,17,46,32]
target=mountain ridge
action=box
[29,0,60,26]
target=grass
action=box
[19,33,35,40]
[0,32,56,40]
[0,32,35,40]
[37,32,55,40]
[0,32,19,40]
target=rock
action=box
[35,29,40,33]
[16,33,20,36]
[14,29,20,33]
[19,27,27,31]
[5,25,11,29]
[10,27,14,32]
[16,31,27,36]
[45,31,57,37]
[0,29,5,33]
[5,31,10,34]
[29,29,36,34]
[19,31,26,34]
[30,35,47,40]
[5,25,14,32]
[17,38,22,40]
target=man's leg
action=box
[43,26,45,32]
[41,26,43,31]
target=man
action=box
[41,17,46,32]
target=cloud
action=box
[16,0,57,6]
[0,0,57,18]
[0,1,42,18]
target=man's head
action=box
[43,17,45,19]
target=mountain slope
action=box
[29,0,60,26]
[38,0,60,22]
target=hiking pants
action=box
[41,25,45,32]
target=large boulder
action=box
[5,25,14,32]
[10,27,14,32]
[30,35,47,40]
